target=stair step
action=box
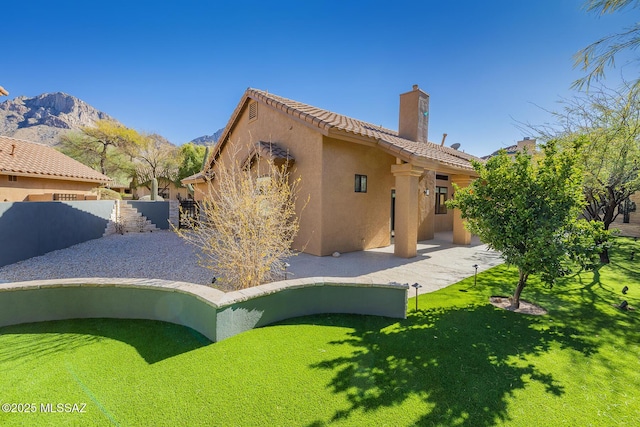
[103,201,161,236]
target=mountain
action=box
[190,128,224,146]
[0,92,115,146]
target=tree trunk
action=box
[511,270,528,310]
[597,223,611,264]
[100,143,109,176]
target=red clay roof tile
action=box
[246,89,478,171]
[0,136,111,183]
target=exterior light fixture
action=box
[284,262,290,279]
[473,264,479,288]
[411,283,422,311]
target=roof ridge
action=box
[237,88,479,172]
[0,135,52,147]
[0,135,111,182]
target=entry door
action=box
[390,189,396,237]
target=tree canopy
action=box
[447,143,594,309]
[574,0,640,88]
[59,120,142,183]
[538,85,640,242]
[132,133,180,189]
[59,121,208,196]
[177,143,207,183]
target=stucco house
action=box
[133,178,189,201]
[482,137,537,160]
[184,85,481,258]
[0,135,111,201]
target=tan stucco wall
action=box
[320,137,395,255]
[418,170,436,240]
[134,179,188,201]
[0,174,99,202]
[434,176,454,232]
[198,96,477,257]
[611,191,640,237]
[200,100,324,255]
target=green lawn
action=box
[0,239,638,426]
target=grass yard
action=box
[0,238,638,426]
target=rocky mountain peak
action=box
[0,92,115,146]
[190,128,224,146]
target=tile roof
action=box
[0,136,111,183]
[244,88,479,171]
[183,141,294,185]
[482,144,519,160]
[256,141,294,162]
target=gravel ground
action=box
[0,231,502,295]
[0,231,215,285]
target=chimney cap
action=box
[412,84,419,91]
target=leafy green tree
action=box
[59,119,142,177]
[539,85,640,263]
[574,0,640,88]
[177,142,207,183]
[447,143,590,309]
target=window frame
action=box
[435,186,448,214]
[354,174,367,193]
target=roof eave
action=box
[0,170,111,183]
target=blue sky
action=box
[2,0,637,157]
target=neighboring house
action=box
[184,85,481,258]
[133,178,189,201]
[611,192,640,237]
[106,179,134,198]
[481,137,537,160]
[0,136,111,201]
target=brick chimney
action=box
[398,84,429,143]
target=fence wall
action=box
[0,201,174,268]
[0,201,115,268]
[127,201,171,230]
[0,278,408,342]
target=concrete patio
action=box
[0,231,503,294]
[285,232,503,295]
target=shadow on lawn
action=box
[560,239,640,348]
[296,304,597,427]
[0,318,211,367]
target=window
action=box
[53,193,77,201]
[435,186,448,214]
[436,174,448,181]
[355,174,367,193]
[8,175,17,182]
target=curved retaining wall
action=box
[0,278,408,342]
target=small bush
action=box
[95,187,122,200]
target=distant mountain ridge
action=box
[0,91,224,148]
[189,128,223,146]
[0,92,115,146]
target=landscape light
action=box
[473,264,479,288]
[284,262,290,279]
[411,283,422,311]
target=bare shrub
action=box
[175,145,305,290]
